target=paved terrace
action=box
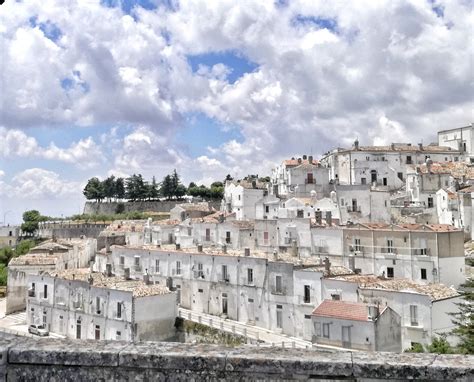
[0,333,472,381]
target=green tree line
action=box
[83,170,226,202]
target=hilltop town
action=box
[1,124,473,354]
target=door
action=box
[205,228,211,242]
[248,298,255,323]
[76,320,81,339]
[342,326,351,348]
[222,294,228,315]
[371,170,377,183]
[95,325,100,340]
[226,231,231,244]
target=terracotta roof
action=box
[175,202,212,212]
[458,185,474,193]
[9,254,59,266]
[410,161,474,179]
[328,275,459,301]
[52,269,172,297]
[348,222,461,233]
[312,300,370,321]
[152,219,181,226]
[284,159,318,167]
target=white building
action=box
[170,202,214,222]
[6,239,96,314]
[27,269,177,342]
[270,156,330,198]
[320,141,462,190]
[322,275,460,350]
[342,223,465,287]
[223,180,268,220]
[438,123,474,163]
[311,299,402,352]
[0,225,20,248]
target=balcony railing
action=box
[347,206,361,213]
[380,247,397,255]
[413,248,431,256]
[271,287,286,295]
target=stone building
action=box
[6,239,96,314]
[170,202,214,222]
[26,268,177,342]
[438,123,474,163]
[223,180,268,220]
[311,299,402,352]
[0,225,20,248]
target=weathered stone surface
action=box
[8,338,129,367]
[225,346,353,378]
[119,342,227,371]
[427,354,474,381]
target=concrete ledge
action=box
[1,336,473,381]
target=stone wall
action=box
[38,222,108,239]
[84,200,222,215]
[0,334,472,381]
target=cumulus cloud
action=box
[2,168,80,199]
[0,127,102,169]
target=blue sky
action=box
[0,0,471,223]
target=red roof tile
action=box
[312,300,369,321]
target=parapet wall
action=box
[0,335,472,381]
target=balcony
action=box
[412,248,431,256]
[298,295,313,305]
[193,271,205,279]
[347,206,362,213]
[380,247,397,255]
[271,287,286,295]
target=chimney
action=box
[308,155,313,164]
[354,139,359,150]
[297,158,302,164]
[197,244,203,252]
[323,257,331,274]
[252,180,257,189]
[325,211,332,226]
[244,247,250,257]
[315,209,322,225]
[143,272,151,285]
[368,305,379,321]
[124,267,131,280]
[418,143,423,150]
[303,155,307,160]
[105,263,112,277]
[175,243,181,250]
[221,244,227,254]
[273,249,279,261]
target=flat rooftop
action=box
[52,268,172,297]
[327,274,459,301]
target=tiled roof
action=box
[327,275,459,301]
[410,161,474,179]
[152,219,181,226]
[348,222,461,233]
[312,300,370,321]
[176,202,212,212]
[9,254,59,266]
[52,269,172,297]
[284,159,318,167]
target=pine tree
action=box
[83,177,104,202]
[161,174,174,200]
[451,277,474,354]
[103,175,116,202]
[115,178,125,200]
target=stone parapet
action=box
[0,334,472,381]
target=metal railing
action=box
[178,308,311,349]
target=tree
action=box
[188,182,197,189]
[115,177,125,200]
[161,174,174,200]
[102,175,116,202]
[225,174,233,182]
[21,210,47,236]
[125,174,147,201]
[147,176,160,200]
[83,177,104,202]
[427,335,454,354]
[451,278,474,354]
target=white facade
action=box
[224,182,267,220]
[26,270,177,342]
[438,124,474,162]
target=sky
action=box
[0,0,472,224]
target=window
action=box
[387,267,394,278]
[297,209,304,218]
[155,259,160,274]
[354,238,361,252]
[42,310,47,325]
[351,199,358,212]
[205,228,211,241]
[247,268,254,285]
[8,231,12,236]
[304,285,311,303]
[187,227,192,236]
[117,302,122,319]
[96,297,101,314]
[383,177,388,186]
[454,156,459,162]
[95,325,101,340]
[428,197,434,208]
[361,177,366,185]
[397,172,403,181]
[197,263,203,278]
[307,173,314,184]
[119,256,124,266]
[176,261,181,275]
[387,239,394,253]
[331,293,341,301]
[238,194,241,200]
[134,256,140,270]
[116,331,122,340]
[421,268,427,280]
[76,319,82,339]
[323,323,330,338]
[265,205,270,213]
[275,275,282,294]
[222,265,229,281]
[198,288,203,293]
[410,305,418,326]
[263,231,269,245]
[314,322,321,336]
[276,305,283,329]
[226,231,231,244]
[43,285,48,299]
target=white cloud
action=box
[3,168,80,200]
[0,127,102,169]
